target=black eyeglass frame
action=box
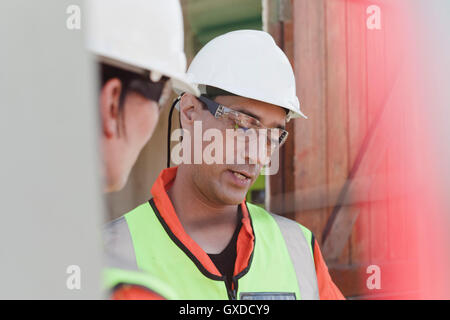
[196,95,289,147]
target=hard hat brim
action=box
[173,81,307,120]
[288,109,308,120]
[93,53,200,97]
[171,75,200,97]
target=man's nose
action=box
[238,139,271,166]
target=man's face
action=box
[101,78,160,193]
[180,94,287,205]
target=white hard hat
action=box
[178,30,306,120]
[86,0,199,96]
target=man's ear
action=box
[179,93,203,129]
[99,78,122,139]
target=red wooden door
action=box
[269,0,450,298]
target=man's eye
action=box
[234,123,248,131]
[234,122,247,130]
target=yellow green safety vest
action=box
[104,200,319,300]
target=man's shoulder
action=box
[102,203,153,270]
[245,202,314,252]
[245,202,312,235]
[104,201,152,227]
[102,201,152,244]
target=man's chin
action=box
[218,190,248,206]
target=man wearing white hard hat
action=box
[87,0,198,299]
[105,30,344,299]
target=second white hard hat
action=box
[177,30,306,120]
[86,0,199,96]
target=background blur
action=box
[1,0,450,299]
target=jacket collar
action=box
[150,166,255,278]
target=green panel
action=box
[247,174,266,208]
[103,267,179,300]
[186,0,262,51]
[238,203,301,299]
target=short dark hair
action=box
[195,86,237,111]
[99,62,168,135]
[202,85,289,116]
[100,63,146,110]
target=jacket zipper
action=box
[226,277,238,300]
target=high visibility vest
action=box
[104,200,319,300]
[103,267,178,300]
[102,224,178,300]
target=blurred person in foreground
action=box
[87,0,199,299]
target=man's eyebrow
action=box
[235,108,261,121]
[232,107,286,130]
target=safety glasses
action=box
[125,74,171,108]
[197,95,289,148]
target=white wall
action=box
[0,0,103,299]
